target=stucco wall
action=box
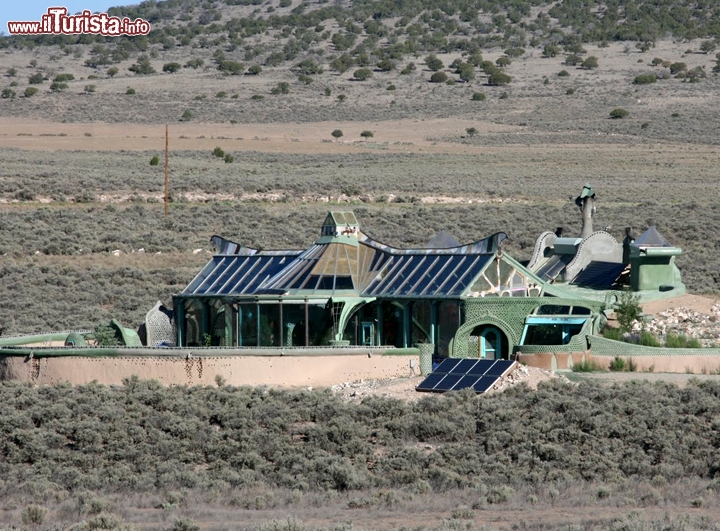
[0,353,419,387]
[517,350,720,374]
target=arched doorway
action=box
[469,325,508,359]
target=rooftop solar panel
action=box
[416,359,517,394]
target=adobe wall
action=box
[516,351,720,374]
[0,353,419,387]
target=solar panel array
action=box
[416,359,516,394]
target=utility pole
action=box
[164,124,169,217]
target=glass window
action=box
[437,301,460,358]
[571,306,592,315]
[282,303,306,347]
[411,301,432,345]
[183,300,203,347]
[208,300,226,346]
[523,323,584,346]
[381,301,405,348]
[335,276,354,290]
[238,303,258,347]
[259,304,281,347]
[308,301,333,346]
[419,256,462,295]
[537,305,572,315]
[524,324,564,345]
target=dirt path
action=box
[0,116,519,154]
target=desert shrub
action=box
[471,92,486,101]
[558,70,570,77]
[213,147,225,158]
[609,108,629,119]
[298,74,313,84]
[54,73,75,82]
[687,66,706,80]
[488,72,511,85]
[271,81,290,94]
[487,485,514,504]
[670,62,687,75]
[499,91,509,99]
[6,67,17,77]
[128,56,155,75]
[1,88,15,99]
[542,44,560,57]
[294,59,323,75]
[126,87,136,94]
[565,54,582,66]
[566,88,576,94]
[504,47,525,58]
[446,79,455,86]
[216,91,227,98]
[353,68,372,81]
[107,66,119,77]
[582,56,599,69]
[163,62,181,73]
[224,154,234,163]
[180,109,194,121]
[400,62,416,75]
[609,356,626,371]
[495,56,511,67]
[615,291,641,331]
[29,72,44,84]
[386,84,396,90]
[360,130,373,140]
[218,60,244,75]
[665,333,701,348]
[331,129,343,140]
[634,74,657,84]
[84,84,96,93]
[425,54,443,71]
[22,505,47,525]
[430,71,447,83]
[247,64,262,75]
[24,86,39,97]
[92,322,119,346]
[603,327,623,341]
[465,127,477,136]
[573,359,601,372]
[251,94,264,100]
[170,517,200,531]
[150,156,159,166]
[376,59,395,72]
[185,58,204,69]
[337,94,346,102]
[50,82,68,91]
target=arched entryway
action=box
[469,324,509,359]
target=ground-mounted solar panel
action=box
[472,376,499,393]
[484,360,516,377]
[448,359,480,374]
[416,359,517,394]
[431,373,464,391]
[432,358,463,374]
[415,372,447,392]
[452,375,481,390]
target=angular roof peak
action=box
[632,226,672,247]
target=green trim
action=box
[381,348,420,356]
[0,347,418,358]
[0,332,74,346]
